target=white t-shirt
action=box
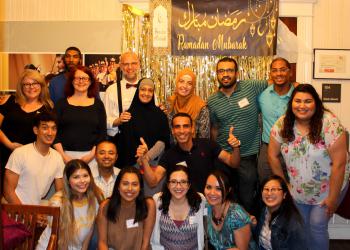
[5,143,64,205]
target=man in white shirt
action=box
[104,51,141,137]
[90,140,120,198]
[3,112,64,205]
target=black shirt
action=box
[55,98,107,151]
[158,138,222,193]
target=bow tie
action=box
[126,83,137,89]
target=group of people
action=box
[0,46,349,250]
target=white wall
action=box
[312,0,350,131]
[1,0,349,131]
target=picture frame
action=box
[313,48,350,79]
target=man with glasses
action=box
[257,57,294,183]
[49,46,82,104]
[208,57,270,214]
[136,112,241,193]
[104,51,141,138]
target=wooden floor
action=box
[330,240,350,250]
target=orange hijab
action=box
[168,68,206,136]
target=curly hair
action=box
[159,165,201,214]
[281,84,328,144]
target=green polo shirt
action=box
[208,80,267,157]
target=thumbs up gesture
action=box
[136,137,149,158]
[227,126,241,148]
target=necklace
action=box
[211,212,224,225]
[211,202,227,226]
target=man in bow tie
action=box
[104,51,141,138]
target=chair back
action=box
[2,204,60,250]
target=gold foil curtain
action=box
[121,4,272,103]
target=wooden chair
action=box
[2,204,60,250]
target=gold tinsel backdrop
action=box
[122,3,272,103]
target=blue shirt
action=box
[49,73,66,104]
[258,84,294,143]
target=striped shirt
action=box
[208,80,267,156]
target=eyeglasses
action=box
[270,68,289,73]
[22,82,40,89]
[217,68,236,74]
[168,179,189,187]
[262,187,283,193]
[74,77,90,82]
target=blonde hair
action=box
[56,160,97,250]
[15,69,53,108]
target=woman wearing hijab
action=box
[118,78,170,196]
[167,68,209,139]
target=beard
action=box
[218,76,237,89]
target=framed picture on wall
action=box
[313,49,350,79]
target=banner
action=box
[171,0,279,56]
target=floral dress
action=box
[271,111,350,205]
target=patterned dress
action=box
[207,202,251,250]
[271,111,350,204]
[159,209,199,249]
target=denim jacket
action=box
[255,207,307,250]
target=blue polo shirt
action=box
[258,84,294,143]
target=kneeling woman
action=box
[36,159,99,250]
[151,165,206,249]
[97,166,156,250]
[204,170,252,250]
[255,175,306,250]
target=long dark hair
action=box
[64,65,98,98]
[106,166,148,223]
[159,165,201,214]
[207,169,235,203]
[281,84,328,144]
[261,175,303,226]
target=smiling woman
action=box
[204,170,253,250]
[0,69,53,180]
[97,166,156,250]
[118,78,170,196]
[36,159,99,250]
[268,84,350,250]
[151,165,206,250]
[254,175,306,250]
[167,68,209,139]
[53,65,107,166]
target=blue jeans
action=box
[295,185,348,250]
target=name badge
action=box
[176,161,188,167]
[189,216,196,225]
[126,219,139,228]
[238,97,249,108]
